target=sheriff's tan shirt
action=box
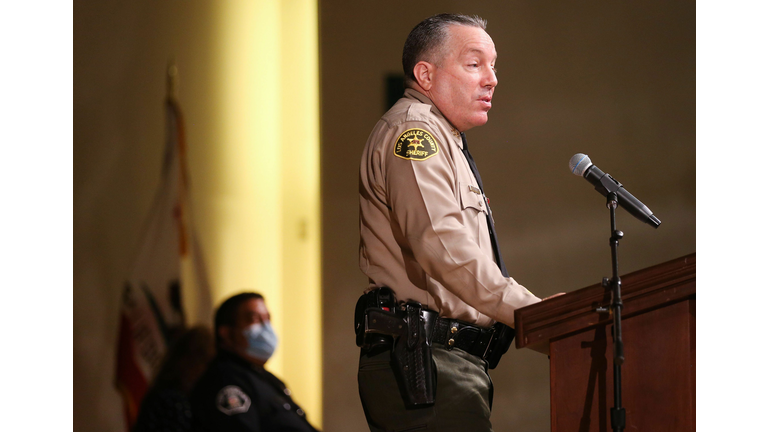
[359,89,540,328]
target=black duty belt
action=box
[421,309,496,360]
[355,287,513,369]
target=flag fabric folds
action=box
[114,97,212,430]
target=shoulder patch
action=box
[216,385,251,415]
[393,128,439,161]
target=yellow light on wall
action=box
[207,0,322,428]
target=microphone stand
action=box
[604,191,626,432]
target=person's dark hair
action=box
[214,292,264,346]
[402,13,487,85]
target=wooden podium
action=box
[515,254,696,432]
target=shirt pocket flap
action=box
[459,182,488,214]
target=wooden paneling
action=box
[516,254,696,432]
[549,299,695,432]
[515,254,695,355]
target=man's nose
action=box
[483,67,498,88]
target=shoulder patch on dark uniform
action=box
[216,385,251,415]
[393,128,439,161]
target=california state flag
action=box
[114,96,212,430]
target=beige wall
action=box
[75,1,694,431]
[320,2,694,431]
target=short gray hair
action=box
[402,13,487,85]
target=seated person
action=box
[134,325,216,432]
[190,292,318,432]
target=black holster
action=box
[354,288,435,408]
[485,322,515,369]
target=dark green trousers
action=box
[358,344,494,432]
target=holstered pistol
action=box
[354,288,435,407]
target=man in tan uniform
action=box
[357,14,548,432]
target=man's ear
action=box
[413,61,435,91]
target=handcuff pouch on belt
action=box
[354,287,435,408]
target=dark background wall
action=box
[320,2,694,431]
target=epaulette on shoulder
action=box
[406,103,433,123]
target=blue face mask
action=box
[242,322,278,362]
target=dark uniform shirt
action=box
[134,387,193,432]
[190,351,319,432]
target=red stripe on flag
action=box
[114,313,149,430]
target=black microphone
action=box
[569,153,661,228]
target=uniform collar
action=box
[218,349,266,372]
[217,350,290,394]
[403,88,464,146]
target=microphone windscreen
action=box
[569,153,592,176]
